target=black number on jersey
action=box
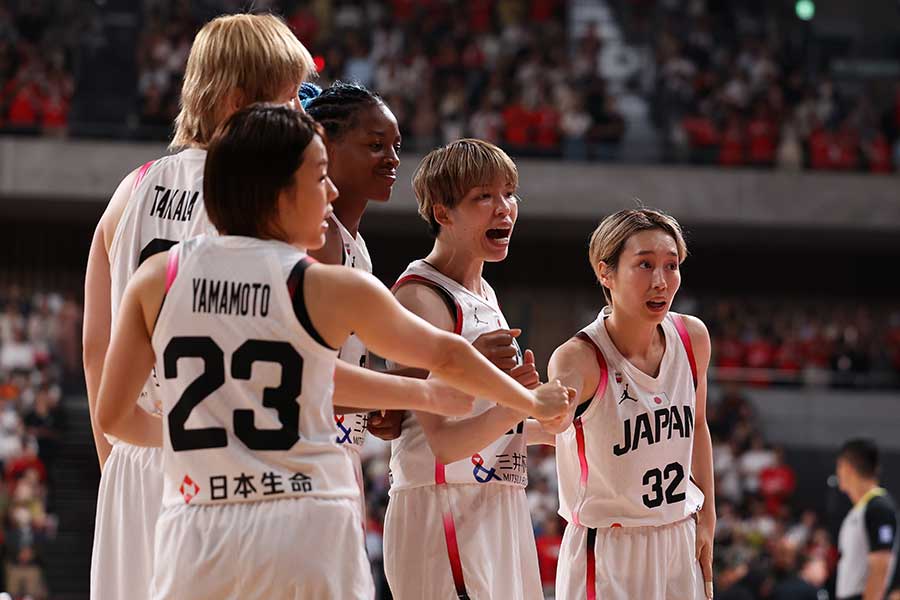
[165,337,227,451]
[138,238,178,266]
[641,461,686,509]
[165,336,303,452]
[232,340,301,450]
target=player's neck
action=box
[605,309,663,363]
[425,242,485,295]
[332,196,369,239]
[849,479,880,505]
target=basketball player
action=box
[384,139,553,600]
[305,82,404,465]
[95,105,571,597]
[545,208,715,600]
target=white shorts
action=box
[384,484,541,600]
[556,516,705,600]
[151,496,374,600]
[91,443,164,600]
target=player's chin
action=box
[305,231,327,250]
[482,244,510,263]
[368,184,394,203]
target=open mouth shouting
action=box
[485,226,512,247]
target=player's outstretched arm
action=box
[543,337,601,435]
[525,420,556,446]
[83,167,140,469]
[95,253,166,448]
[305,265,570,422]
[332,362,473,417]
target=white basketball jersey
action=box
[556,311,704,528]
[330,215,372,452]
[109,149,212,417]
[388,259,527,491]
[152,235,356,508]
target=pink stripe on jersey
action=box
[671,315,697,389]
[165,248,179,292]
[573,418,589,527]
[570,332,609,528]
[133,160,155,191]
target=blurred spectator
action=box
[24,385,63,473]
[5,503,48,599]
[535,516,563,596]
[769,537,822,600]
[740,435,776,496]
[759,448,797,516]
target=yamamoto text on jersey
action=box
[613,405,693,457]
[150,185,200,222]
[192,278,271,317]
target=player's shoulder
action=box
[392,277,457,332]
[671,312,710,356]
[552,333,603,370]
[304,261,379,299]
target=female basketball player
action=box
[383,139,553,600]
[95,105,570,598]
[306,82,404,452]
[546,208,715,600]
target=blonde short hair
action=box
[171,13,315,149]
[412,139,518,236]
[588,208,688,303]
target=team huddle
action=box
[82,13,715,600]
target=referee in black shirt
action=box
[836,439,900,600]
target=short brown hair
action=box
[204,104,323,239]
[588,208,688,303]
[171,13,315,149]
[412,139,518,236]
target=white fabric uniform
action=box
[149,235,371,599]
[92,150,211,600]
[556,516,705,600]
[384,260,540,600]
[555,311,705,600]
[329,216,372,515]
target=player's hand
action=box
[530,379,572,421]
[421,377,475,417]
[367,410,404,440]
[473,328,521,372]
[509,349,540,389]
[696,508,715,598]
[539,411,572,435]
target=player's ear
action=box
[596,261,614,288]
[433,203,452,228]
